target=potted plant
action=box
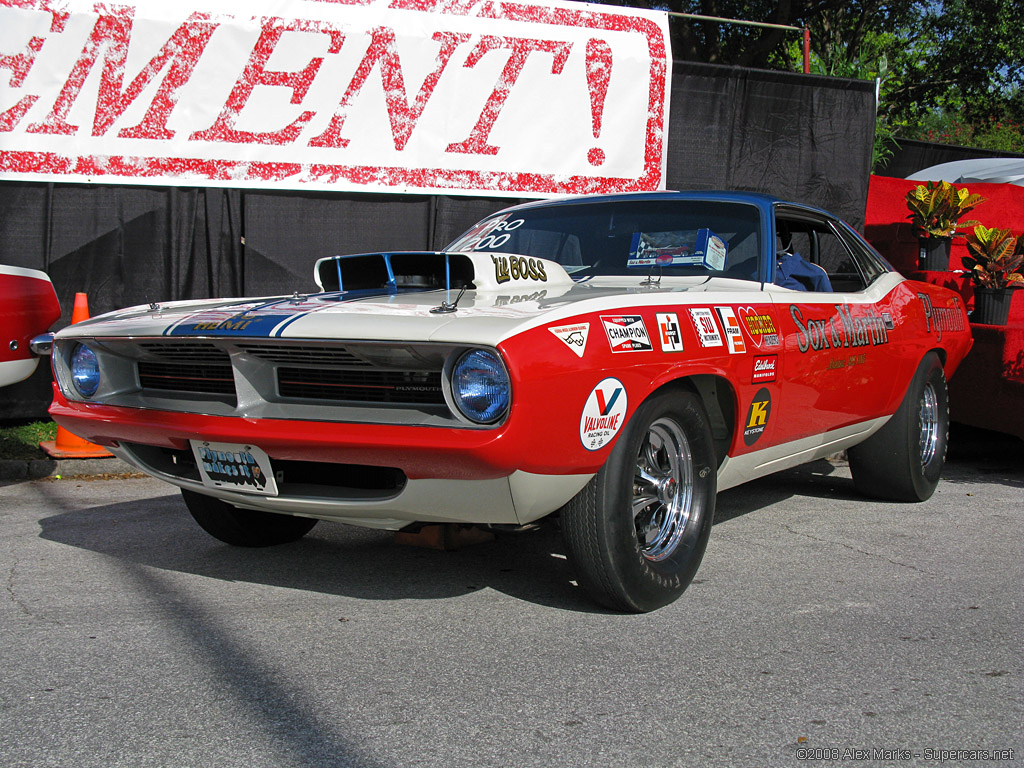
[962,225,1023,325]
[905,180,986,271]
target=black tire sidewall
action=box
[911,356,949,494]
[182,489,317,547]
[593,389,717,611]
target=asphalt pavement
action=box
[1,426,1021,768]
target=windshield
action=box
[445,200,763,281]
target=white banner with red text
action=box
[0,0,671,197]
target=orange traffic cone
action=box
[41,292,114,460]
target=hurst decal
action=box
[738,306,780,348]
[689,308,723,347]
[918,292,966,341]
[790,304,890,353]
[655,312,684,352]
[743,387,771,446]
[601,315,652,353]
[580,377,628,450]
[549,322,590,358]
[751,355,777,383]
[714,306,746,354]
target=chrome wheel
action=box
[633,417,694,562]
[919,381,939,467]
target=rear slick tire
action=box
[848,352,949,502]
[181,489,318,546]
[561,389,717,613]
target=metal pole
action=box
[663,11,813,75]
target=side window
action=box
[776,213,873,293]
[815,227,866,292]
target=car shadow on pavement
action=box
[37,493,606,613]
[713,458,861,524]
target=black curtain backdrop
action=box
[882,138,1024,180]
[0,62,875,419]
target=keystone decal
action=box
[0,0,671,197]
[743,387,771,446]
[549,322,589,358]
[790,304,890,353]
[601,314,652,353]
[580,376,628,450]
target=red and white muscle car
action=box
[48,192,972,611]
[1,264,61,388]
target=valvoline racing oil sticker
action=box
[580,377,628,451]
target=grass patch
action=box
[0,420,58,460]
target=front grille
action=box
[278,367,444,405]
[236,343,371,367]
[137,360,236,397]
[137,341,229,363]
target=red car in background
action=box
[0,265,61,388]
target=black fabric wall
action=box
[0,62,875,419]
[883,138,1024,180]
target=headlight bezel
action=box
[69,342,101,398]
[447,347,512,426]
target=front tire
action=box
[561,388,717,612]
[848,352,949,502]
[181,489,318,546]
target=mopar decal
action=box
[492,255,548,284]
[549,322,590,358]
[743,388,772,446]
[738,306,780,348]
[655,313,684,352]
[601,315,653,353]
[580,378,628,451]
[918,293,965,341]
[790,304,890,353]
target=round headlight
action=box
[70,344,100,398]
[452,349,510,424]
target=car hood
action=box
[58,253,770,347]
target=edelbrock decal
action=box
[601,315,652,353]
[549,322,590,358]
[580,377,628,451]
[752,355,777,383]
[688,308,723,347]
[655,312,684,352]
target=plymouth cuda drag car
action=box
[47,192,972,612]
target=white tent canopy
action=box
[907,158,1024,186]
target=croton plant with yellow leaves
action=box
[962,225,1024,289]
[905,180,986,238]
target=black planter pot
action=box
[971,287,1014,325]
[918,237,952,271]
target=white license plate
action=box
[190,441,279,496]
